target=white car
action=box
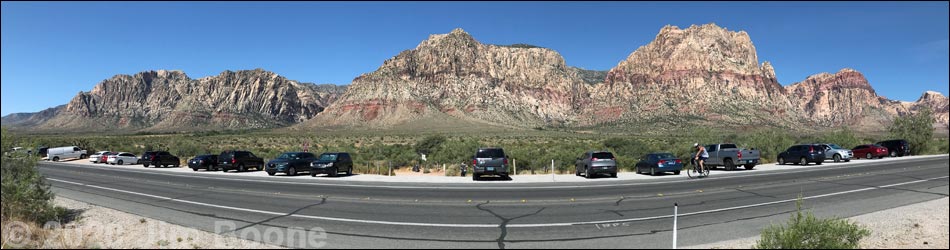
[107,152,138,165]
[89,151,113,163]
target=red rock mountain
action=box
[7,69,347,132]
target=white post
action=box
[513,159,517,176]
[443,164,446,175]
[551,160,556,182]
[673,203,679,249]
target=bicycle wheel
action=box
[687,162,698,179]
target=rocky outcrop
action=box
[785,69,893,126]
[13,69,347,132]
[912,91,950,129]
[305,28,592,128]
[587,23,798,128]
[1,105,64,128]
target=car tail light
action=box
[592,158,598,161]
[809,146,815,153]
[472,159,477,166]
[675,159,682,164]
[738,151,743,160]
[151,156,156,161]
[232,158,237,164]
[658,160,666,166]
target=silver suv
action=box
[575,151,618,178]
[819,144,853,163]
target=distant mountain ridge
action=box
[4,24,947,134]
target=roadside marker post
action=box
[552,160,556,182]
[673,203,679,249]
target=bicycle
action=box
[687,158,710,179]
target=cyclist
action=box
[693,143,708,173]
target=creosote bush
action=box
[755,198,870,249]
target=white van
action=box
[45,146,88,162]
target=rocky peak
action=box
[612,23,763,77]
[918,91,947,102]
[793,68,875,93]
[417,27,479,50]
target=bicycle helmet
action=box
[693,143,700,148]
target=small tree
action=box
[755,198,870,249]
[888,108,934,155]
[414,135,446,156]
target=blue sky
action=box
[2,1,948,116]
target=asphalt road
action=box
[39,156,949,249]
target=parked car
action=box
[99,152,115,164]
[635,153,684,176]
[45,146,88,162]
[310,152,353,177]
[107,152,138,165]
[777,144,826,165]
[218,150,264,172]
[472,148,510,180]
[819,144,853,163]
[876,140,911,157]
[266,152,317,176]
[852,144,889,159]
[140,151,181,168]
[574,151,618,178]
[704,144,761,171]
[89,151,112,163]
[188,155,220,171]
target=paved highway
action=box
[39,156,949,249]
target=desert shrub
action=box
[815,127,863,149]
[1,129,67,224]
[888,108,934,155]
[941,139,949,154]
[755,199,870,249]
[741,129,795,164]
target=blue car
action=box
[635,153,684,176]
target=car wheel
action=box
[672,171,680,176]
[143,164,149,168]
[268,172,276,176]
[611,172,619,178]
[289,167,297,176]
[52,157,60,162]
[330,168,339,177]
[724,159,736,171]
[833,154,841,163]
[118,160,124,165]
[778,157,785,165]
[866,153,873,160]
[239,164,246,172]
[650,168,656,176]
[585,168,592,179]
[346,167,353,176]
[890,151,897,157]
[816,161,823,166]
[744,165,755,170]
[473,174,480,181]
[800,158,808,166]
[192,168,199,172]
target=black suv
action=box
[472,148,509,180]
[141,151,181,168]
[218,151,265,172]
[876,140,911,157]
[266,152,317,176]
[777,144,826,166]
[309,153,353,177]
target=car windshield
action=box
[654,153,676,159]
[476,149,505,158]
[318,154,338,161]
[592,152,614,159]
[277,153,299,159]
[828,144,843,150]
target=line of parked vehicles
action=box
[33,139,913,181]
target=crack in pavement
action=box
[475,201,546,249]
[601,200,707,218]
[226,198,328,234]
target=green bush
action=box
[755,199,870,249]
[741,129,795,164]
[1,128,67,224]
[888,108,934,155]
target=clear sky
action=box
[2,1,948,116]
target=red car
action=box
[851,145,888,159]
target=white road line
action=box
[42,155,949,190]
[47,176,949,228]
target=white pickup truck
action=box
[703,144,760,171]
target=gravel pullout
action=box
[45,197,285,249]
[688,197,950,249]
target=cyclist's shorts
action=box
[699,157,708,161]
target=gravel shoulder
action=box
[45,197,285,249]
[687,197,950,249]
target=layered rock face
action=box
[24,69,347,132]
[587,24,798,127]
[912,91,950,129]
[785,69,894,126]
[307,28,591,128]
